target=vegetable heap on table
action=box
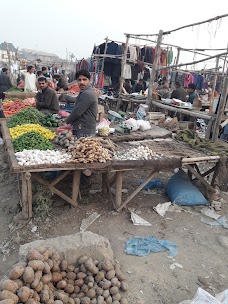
[22,98,36,106]
[7,87,23,92]
[15,150,72,166]
[7,108,44,128]
[9,124,56,140]
[13,132,54,152]
[0,248,128,304]
[41,114,59,127]
[3,100,33,117]
[66,137,112,163]
[54,130,76,149]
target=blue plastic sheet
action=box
[125,236,178,257]
[140,179,164,190]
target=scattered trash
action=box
[125,236,177,257]
[170,262,183,270]
[0,137,3,145]
[211,201,222,211]
[179,287,228,304]
[140,178,164,191]
[110,188,128,194]
[80,212,100,232]
[201,216,228,229]
[201,208,221,220]
[31,226,38,233]
[154,202,171,217]
[168,204,183,213]
[89,189,101,194]
[130,212,152,226]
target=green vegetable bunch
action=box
[41,114,59,127]
[13,131,54,152]
[7,108,45,128]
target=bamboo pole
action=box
[209,56,220,115]
[116,34,130,111]
[99,36,108,77]
[146,30,163,106]
[212,68,228,142]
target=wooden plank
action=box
[117,171,157,212]
[72,170,80,207]
[182,156,220,164]
[151,100,215,121]
[185,164,216,193]
[115,171,123,209]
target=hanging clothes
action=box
[175,72,185,87]
[161,50,167,66]
[104,62,115,76]
[131,65,138,80]
[125,64,132,79]
[168,49,173,65]
[192,73,198,86]
[143,68,150,81]
[184,73,194,87]
[196,74,204,91]
[137,60,144,73]
[97,73,104,88]
[105,41,119,63]
[128,46,137,62]
[104,75,112,87]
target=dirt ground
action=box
[0,143,228,304]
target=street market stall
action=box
[0,118,222,219]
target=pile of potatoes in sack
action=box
[0,247,128,304]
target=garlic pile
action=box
[15,150,72,166]
[113,145,161,160]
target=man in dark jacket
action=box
[171,81,187,101]
[64,70,97,138]
[36,77,60,114]
[0,68,13,99]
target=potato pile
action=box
[54,131,76,149]
[0,248,128,304]
[66,138,112,163]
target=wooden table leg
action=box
[117,171,157,212]
[115,171,123,210]
[25,172,32,219]
[102,172,108,194]
[72,170,80,207]
[21,172,32,219]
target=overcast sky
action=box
[1,0,228,69]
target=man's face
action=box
[77,75,90,90]
[43,69,47,74]
[187,88,193,94]
[29,67,35,74]
[38,81,48,90]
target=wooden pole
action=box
[212,68,228,142]
[146,30,163,106]
[115,171,123,209]
[116,34,130,111]
[100,36,108,77]
[94,49,100,87]
[171,48,181,89]
[209,56,220,115]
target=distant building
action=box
[0,42,17,63]
[20,48,61,64]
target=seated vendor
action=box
[53,74,68,91]
[187,83,198,104]
[36,77,60,114]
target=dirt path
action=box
[0,144,228,304]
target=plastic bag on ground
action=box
[179,287,228,304]
[124,118,139,131]
[137,120,151,131]
[137,104,148,120]
[125,236,177,257]
[96,118,111,129]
